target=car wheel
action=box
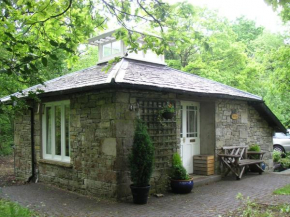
[273,145,285,153]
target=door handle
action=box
[183,137,185,143]
[190,139,195,142]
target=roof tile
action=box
[0,58,262,102]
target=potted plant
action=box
[170,153,194,194]
[161,102,175,119]
[129,119,154,204]
[248,144,265,172]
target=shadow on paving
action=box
[0,173,290,217]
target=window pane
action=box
[46,107,52,154]
[103,43,111,57]
[55,106,61,156]
[112,41,121,54]
[65,104,70,157]
[187,106,198,137]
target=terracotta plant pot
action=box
[130,185,151,204]
[162,111,174,119]
[171,178,194,194]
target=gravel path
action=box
[1,172,290,217]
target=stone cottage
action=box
[0,30,285,200]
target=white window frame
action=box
[42,100,70,163]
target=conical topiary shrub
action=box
[129,119,154,204]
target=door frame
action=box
[180,101,200,173]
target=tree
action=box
[231,16,264,54]
[265,0,290,22]
[232,16,264,42]
[163,2,205,68]
[263,45,290,127]
[0,0,170,86]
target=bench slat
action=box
[239,159,264,166]
[222,146,248,150]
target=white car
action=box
[273,129,290,153]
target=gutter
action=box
[27,104,36,183]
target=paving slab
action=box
[0,172,290,217]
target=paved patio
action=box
[0,172,290,217]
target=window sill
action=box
[38,159,72,168]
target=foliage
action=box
[0,0,171,84]
[171,153,190,180]
[163,3,289,128]
[0,142,13,156]
[232,16,264,42]
[161,102,175,113]
[0,199,36,217]
[235,193,262,217]
[248,144,261,160]
[172,152,182,166]
[248,144,261,152]
[0,106,14,156]
[273,150,282,163]
[70,46,99,72]
[273,184,290,195]
[163,2,207,68]
[129,119,154,187]
[171,165,189,181]
[264,45,290,127]
[166,5,264,94]
[265,0,290,22]
[101,57,121,73]
[229,193,290,217]
[278,158,290,168]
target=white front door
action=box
[180,101,200,174]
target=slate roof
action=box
[0,58,262,103]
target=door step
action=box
[191,174,221,187]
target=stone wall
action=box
[215,100,274,171]
[38,90,118,198]
[13,89,275,200]
[114,90,179,200]
[36,89,179,200]
[14,110,32,180]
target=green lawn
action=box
[0,199,37,217]
[273,184,290,195]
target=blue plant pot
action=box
[261,162,266,170]
[171,179,194,194]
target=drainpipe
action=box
[27,105,36,183]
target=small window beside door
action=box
[186,106,198,137]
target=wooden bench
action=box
[218,146,266,180]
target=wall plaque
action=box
[231,113,238,120]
